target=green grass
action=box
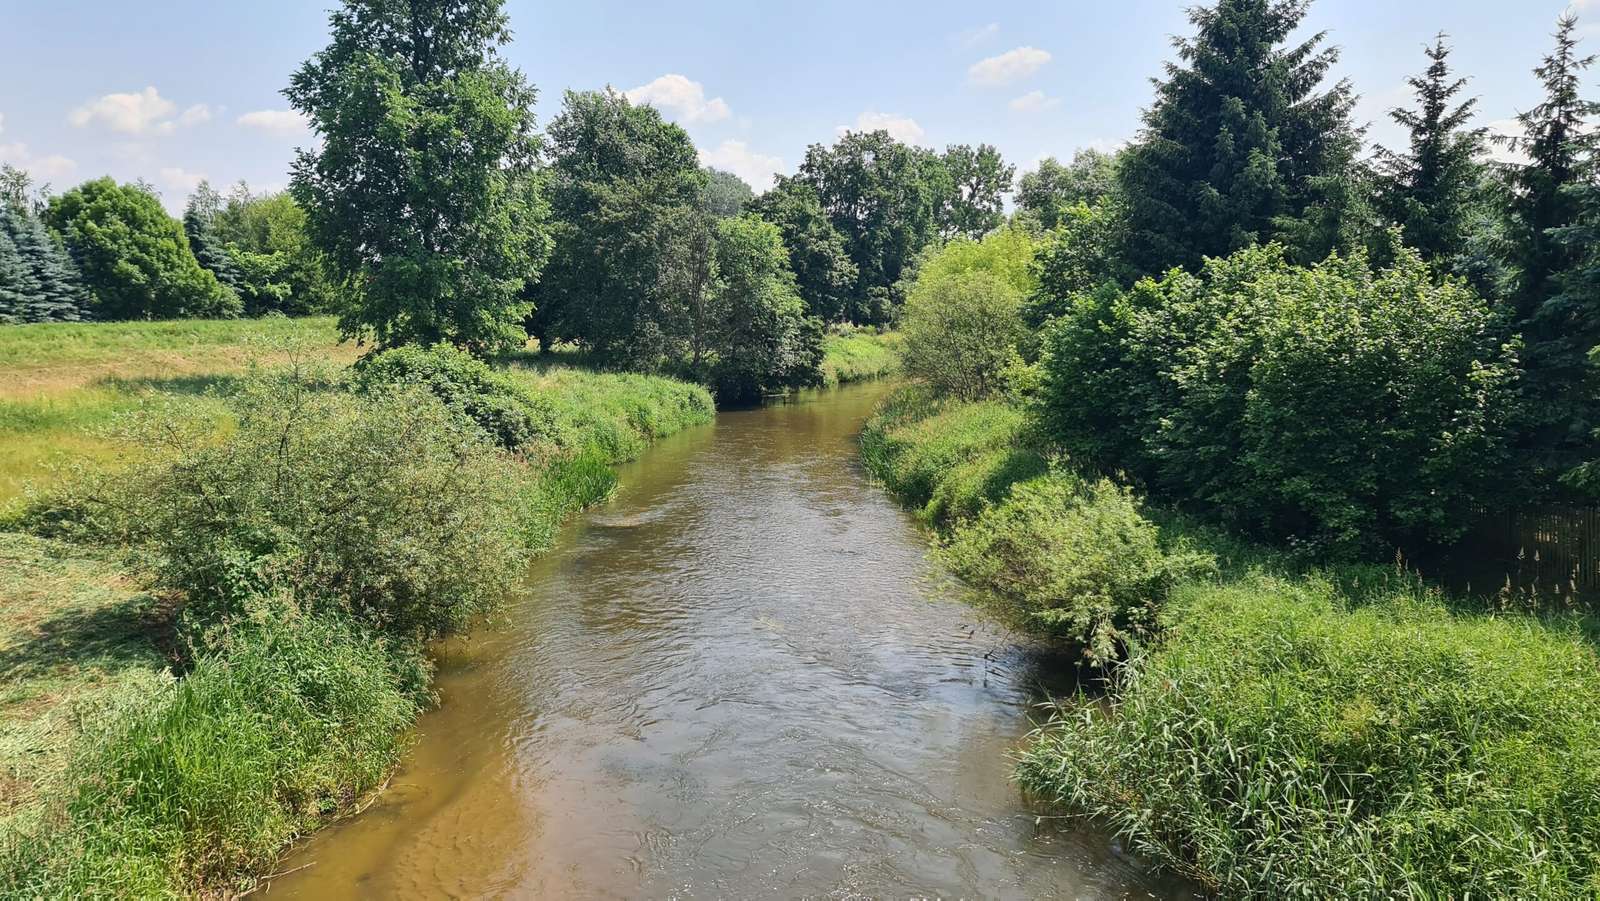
[820,329,901,387]
[1018,574,1600,898]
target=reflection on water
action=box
[275,383,1190,900]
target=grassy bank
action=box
[820,329,900,387]
[862,385,1600,896]
[0,324,716,897]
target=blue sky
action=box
[0,1,1590,210]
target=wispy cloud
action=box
[838,111,926,145]
[236,109,310,135]
[700,139,786,191]
[70,87,206,136]
[1009,90,1061,114]
[955,23,1000,49]
[625,74,731,124]
[968,46,1052,87]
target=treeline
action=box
[0,168,333,324]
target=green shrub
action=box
[940,475,1212,663]
[900,270,1027,400]
[68,368,531,642]
[860,389,1033,520]
[1037,243,1523,556]
[353,343,557,451]
[1018,576,1600,897]
[0,612,425,898]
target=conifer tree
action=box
[1116,0,1361,275]
[1374,34,1488,265]
[183,181,244,295]
[0,204,87,323]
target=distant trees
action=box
[286,0,550,355]
[0,203,89,324]
[937,143,1014,240]
[208,184,337,317]
[899,228,1034,399]
[1116,0,1360,275]
[182,181,245,297]
[46,178,236,320]
[1015,149,1119,232]
[704,215,823,402]
[702,168,754,219]
[746,178,857,323]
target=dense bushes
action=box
[1037,244,1523,556]
[941,476,1212,664]
[1,613,426,897]
[898,228,1034,400]
[1018,576,1600,897]
[353,343,556,451]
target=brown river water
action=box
[272,382,1192,900]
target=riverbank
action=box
[862,385,1600,897]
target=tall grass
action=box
[819,330,900,387]
[1018,575,1600,897]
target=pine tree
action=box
[1116,0,1361,275]
[1374,34,1488,266]
[184,181,244,294]
[0,215,39,324]
[0,204,87,323]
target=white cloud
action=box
[955,23,1000,48]
[838,111,927,145]
[624,74,731,124]
[236,109,310,135]
[69,86,194,135]
[968,46,1052,87]
[0,142,78,180]
[158,166,207,195]
[700,139,786,191]
[1009,90,1061,114]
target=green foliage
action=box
[1037,243,1524,556]
[1116,0,1361,275]
[900,230,1033,399]
[0,612,426,898]
[1014,149,1120,232]
[748,178,858,323]
[1026,201,1133,327]
[936,143,1014,239]
[941,475,1212,663]
[286,0,550,354]
[793,130,947,322]
[45,178,236,321]
[1018,575,1600,897]
[212,184,337,317]
[353,343,555,450]
[702,214,824,403]
[701,167,754,219]
[1374,35,1489,266]
[0,205,89,324]
[819,328,900,387]
[535,89,709,364]
[182,181,245,298]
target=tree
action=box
[1374,35,1489,265]
[938,143,1014,239]
[793,130,946,322]
[0,204,90,323]
[213,186,337,316]
[1027,199,1134,328]
[535,89,709,364]
[702,167,754,219]
[899,228,1036,399]
[747,177,857,323]
[702,215,824,403]
[0,165,36,216]
[1115,0,1361,276]
[183,181,245,297]
[1015,149,1119,231]
[286,0,550,355]
[45,178,233,320]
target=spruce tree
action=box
[1374,34,1488,266]
[183,181,244,295]
[0,204,87,323]
[0,213,38,324]
[1116,0,1361,275]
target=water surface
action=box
[275,383,1188,899]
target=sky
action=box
[0,1,1592,211]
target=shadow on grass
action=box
[1,593,177,686]
[93,373,246,398]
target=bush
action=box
[1037,243,1523,556]
[353,343,556,451]
[0,612,426,898]
[1018,576,1600,897]
[72,367,531,642]
[899,233,1032,399]
[940,475,1212,663]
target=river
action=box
[273,382,1190,900]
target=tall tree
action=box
[0,204,90,323]
[1374,35,1488,265]
[747,178,857,323]
[702,214,824,403]
[1116,0,1361,275]
[702,168,755,219]
[1500,14,1598,339]
[183,181,244,298]
[286,0,550,354]
[1015,149,1120,232]
[213,186,338,316]
[938,143,1014,239]
[535,89,709,364]
[793,130,945,322]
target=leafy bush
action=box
[353,343,556,451]
[1037,243,1523,556]
[941,475,1212,663]
[702,214,825,403]
[73,368,531,642]
[899,229,1034,400]
[1018,576,1600,897]
[0,612,426,898]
